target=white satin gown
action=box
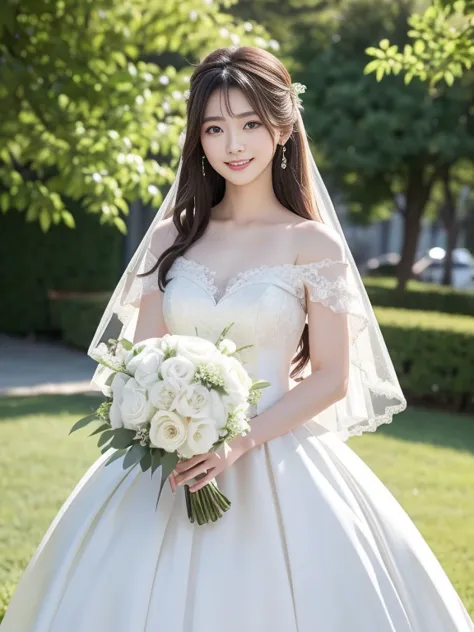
[2,255,473,632]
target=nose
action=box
[226,128,245,156]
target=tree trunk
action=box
[441,168,457,286]
[396,168,435,291]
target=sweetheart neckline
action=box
[175,255,347,304]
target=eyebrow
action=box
[202,110,257,124]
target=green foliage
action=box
[0,0,274,231]
[365,0,474,88]
[299,0,474,223]
[49,293,111,348]
[365,276,474,316]
[376,306,474,410]
[0,200,120,335]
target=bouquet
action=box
[70,325,269,525]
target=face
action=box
[200,87,283,186]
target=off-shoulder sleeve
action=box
[298,259,369,343]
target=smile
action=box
[225,159,254,170]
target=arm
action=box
[239,222,350,452]
[134,217,178,343]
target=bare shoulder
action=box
[293,219,345,265]
[149,216,179,256]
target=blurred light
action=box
[428,247,445,260]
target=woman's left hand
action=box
[170,438,248,493]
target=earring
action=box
[202,155,206,177]
[281,144,287,170]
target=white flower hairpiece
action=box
[291,82,307,107]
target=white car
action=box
[418,247,474,290]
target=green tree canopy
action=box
[0,0,274,232]
[364,0,474,88]
[294,0,474,288]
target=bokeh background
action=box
[0,0,473,622]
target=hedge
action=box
[364,276,474,317]
[0,201,122,336]
[375,306,474,411]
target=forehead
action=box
[203,87,253,119]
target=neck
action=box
[213,161,281,225]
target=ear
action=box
[278,131,292,146]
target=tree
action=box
[0,0,273,232]
[293,0,474,289]
[364,0,474,88]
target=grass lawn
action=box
[0,395,473,622]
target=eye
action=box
[244,121,261,130]
[204,121,262,134]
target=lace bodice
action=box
[120,250,405,441]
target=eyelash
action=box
[205,121,261,135]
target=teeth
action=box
[229,160,250,166]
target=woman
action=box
[2,46,473,632]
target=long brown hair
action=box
[139,46,321,380]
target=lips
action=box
[225,158,254,170]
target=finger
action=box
[176,462,211,486]
[169,473,176,492]
[189,470,217,493]
[175,453,209,473]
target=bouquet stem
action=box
[184,477,231,525]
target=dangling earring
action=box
[281,144,287,170]
[202,155,206,177]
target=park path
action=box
[0,334,97,396]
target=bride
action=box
[2,46,473,632]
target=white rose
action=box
[177,418,219,459]
[125,339,161,374]
[119,378,155,429]
[208,389,228,430]
[161,333,179,355]
[149,410,188,452]
[175,383,212,419]
[223,357,252,405]
[149,379,181,411]
[176,335,218,365]
[217,338,237,355]
[108,372,130,429]
[160,356,195,388]
[134,349,165,387]
[226,356,253,390]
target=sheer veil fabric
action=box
[88,108,407,442]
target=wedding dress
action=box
[2,254,473,632]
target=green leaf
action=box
[414,40,425,55]
[139,451,152,472]
[39,210,51,233]
[89,422,111,436]
[151,448,163,476]
[160,451,179,494]
[250,379,271,391]
[110,427,137,449]
[123,442,148,470]
[114,217,127,234]
[62,210,76,228]
[119,338,134,351]
[379,38,390,51]
[69,413,99,434]
[364,60,380,75]
[97,429,115,447]
[444,71,454,86]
